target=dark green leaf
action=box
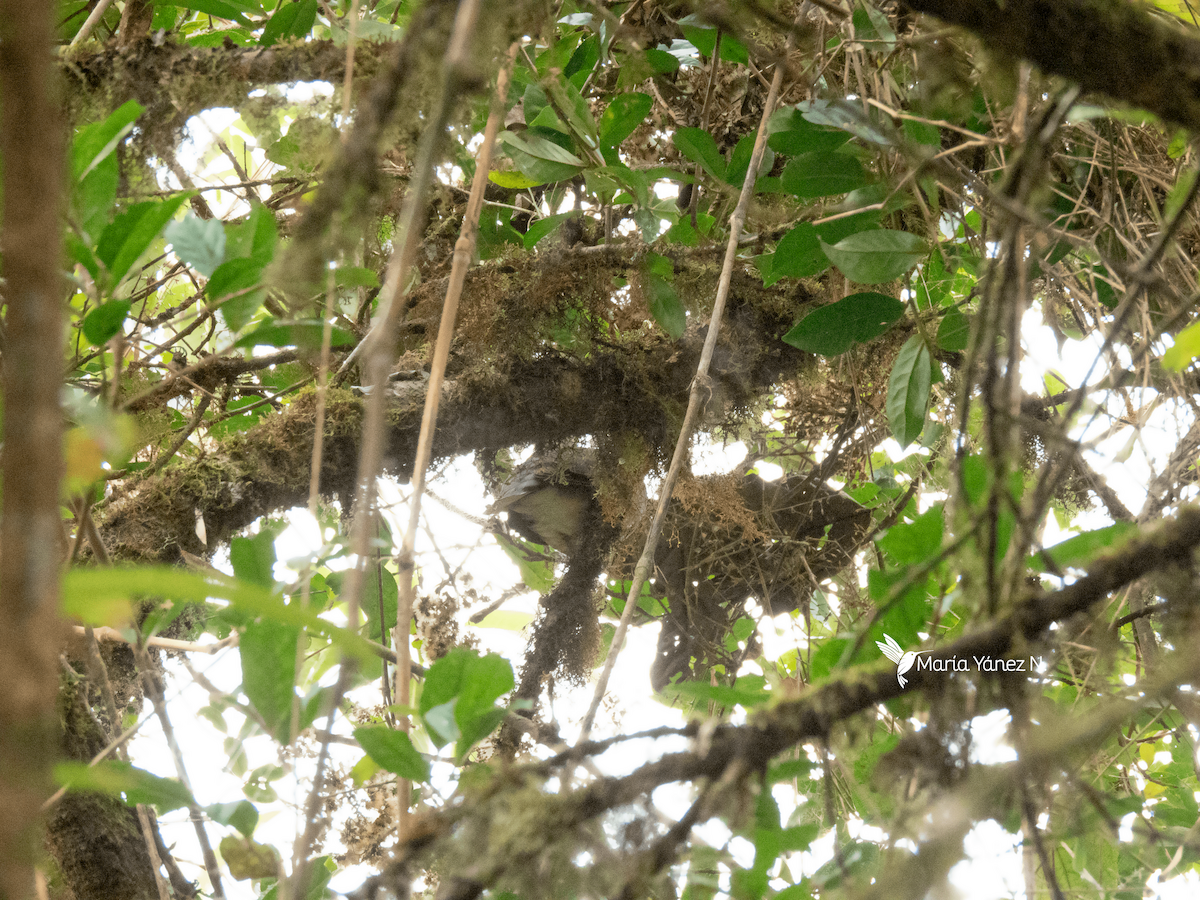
[782,292,903,355]
[645,273,686,339]
[878,506,945,566]
[725,132,773,188]
[96,195,191,287]
[544,72,599,152]
[259,0,316,46]
[801,99,896,146]
[354,726,430,781]
[886,335,932,448]
[82,300,131,346]
[936,306,971,351]
[781,152,869,198]
[766,222,829,283]
[165,212,226,277]
[599,92,652,149]
[678,18,749,64]
[644,48,680,73]
[673,128,726,181]
[820,229,926,283]
[768,107,853,155]
[523,212,574,250]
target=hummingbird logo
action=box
[876,633,928,688]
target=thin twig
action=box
[578,9,801,744]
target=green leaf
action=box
[725,132,773,188]
[936,306,971,351]
[645,272,686,339]
[96,195,191,287]
[1032,522,1137,571]
[599,92,652,149]
[361,564,398,643]
[225,203,277,264]
[150,0,251,26]
[419,649,514,758]
[782,292,903,355]
[55,760,194,813]
[781,152,869,198]
[762,223,828,284]
[673,127,726,181]
[679,18,749,64]
[230,531,276,587]
[878,506,944,565]
[210,397,268,438]
[820,229,926,283]
[61,566,374,665]
[82,300,131,346]
[768,107,853,155]
[165,212,226,277]
[886,335,932,448]
[208,257,265,331]
[234,321,356,350]
[354,726,430,782]
[523,212,574,250]
[644,47,680,73]
[665,676,771,709]
[489,170,544,190]
[494,533,556,592]
[544,72,599,152]
[240,618,300,740]
[1163,319,1200,371]
[206,800,260,837]
[259,0,316,46]
[72,100,144,181]
[801,99,896,146]
[500,130,586,166]
[75,152,119,238]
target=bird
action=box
[876,633,928,688]
[488,452,598,555]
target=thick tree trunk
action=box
[0,3,66,898]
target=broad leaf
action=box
[673,127,726,181]
[820,229,926,283]
[782,292,903,355]
[599,92,652,148]
[354,726,430,781]
[781,152,869,198]
[886,335,933,447]
[96,195,191,288]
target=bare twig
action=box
[577,8,802,743]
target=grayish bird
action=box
[488,452,597,555]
